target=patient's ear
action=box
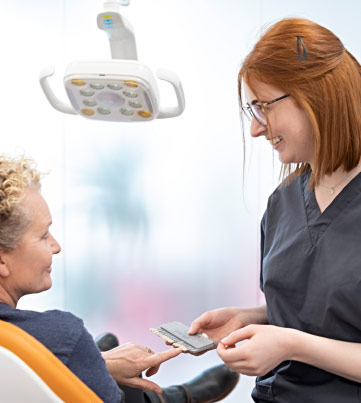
[0,249,10,278]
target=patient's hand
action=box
[102,342,182,393]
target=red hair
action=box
[239,18,361,186]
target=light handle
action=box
[39,66,76,115]
[156,69,185,119]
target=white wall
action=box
[1,1,360,401]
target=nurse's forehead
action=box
[244,81,283,101]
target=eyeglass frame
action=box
[241,94,290,126]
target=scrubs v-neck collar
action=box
[302,170,361,247]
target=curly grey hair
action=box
[0,155,42,251]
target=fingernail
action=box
[221,338,228,344]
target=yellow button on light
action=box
[138,110,152,118]
[124,80,138,88]
[81,108,95,116]
[71,79,86,86]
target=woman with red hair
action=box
[190,18,361,402]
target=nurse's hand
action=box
[217,324,293,376]
[103,343,182,393]
[188,307,245,343]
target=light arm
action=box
[97,8,137,60]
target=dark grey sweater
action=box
[0,303,122,402]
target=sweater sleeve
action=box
[67,326,123,403]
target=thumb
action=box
[189,312,212,334]
[220,325,255,346]
[188,321,201,335]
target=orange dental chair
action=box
[0,320,103,402]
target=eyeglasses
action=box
[241,94,290,126]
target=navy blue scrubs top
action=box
[252,171,361,403]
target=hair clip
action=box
[297,36,308,61]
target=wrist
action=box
[103,357,113,373]
[101,351,110,360]
[283,327,303,361]
[241,305,269,326]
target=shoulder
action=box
[39,309,85,341]
[269,172,307,208]
[0,304,83,332]
[41,309,84,330]
[273,172,306,200]
[0,304,88,365]
[0,305,87,362]
[13,308,84,338]
[31,310,86,355]
[262,172,308,227]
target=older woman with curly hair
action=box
[0,155,239,403]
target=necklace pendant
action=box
[330,188,335,195]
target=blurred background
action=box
[1,0,360,401]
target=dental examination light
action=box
[39,0,185,122]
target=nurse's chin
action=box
[277,154,294,164]
[277,153,305,165]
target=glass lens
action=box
[97,106,111,115]
[90,83,104,90]
[242,106,252,121]
[251,103,267,125]
[108,83,122,90]
[80,88,95,97]
[83,98,97,107]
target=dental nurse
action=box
[190,18,361,403]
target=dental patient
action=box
[0,155,239,403]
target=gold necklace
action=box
[318,169,359,195]
[319,183,341,195]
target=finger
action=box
[144,348,182,367]
[221,326,255,346]
[223,362,253,376]
[188,323,201,334]
[217,342,246,363]
[127,376,162,394]
[188,313,212,334]
[223,359,265,377]
[165,340,181,349]
[145,364,160,377]
[143,346,155,355]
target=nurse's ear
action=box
[0,248,10,278]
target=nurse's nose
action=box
[250,117,267,138]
